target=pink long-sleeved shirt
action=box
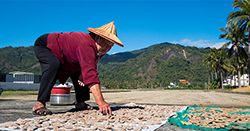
[47,32,100,88]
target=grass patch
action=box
[102,89,131,93]
[1,91,37,95]
[232,86,250,93]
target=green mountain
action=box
[0,46,40,73]
[0,43,210,89]
[99,43,210,89]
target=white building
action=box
[224,74,249,86]
[9,71,35,84]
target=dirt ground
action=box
[1,90,250,107]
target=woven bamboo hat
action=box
[88,21,124,47]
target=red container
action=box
[51,85,72,94]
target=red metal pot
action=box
[51,85,72,94]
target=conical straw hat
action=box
[88,21,124,47]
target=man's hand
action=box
[98,101,112,115]
[78,80,85,86]
[90,84,112,115]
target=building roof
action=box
[9,71,34,75]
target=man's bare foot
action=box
[32,101,52,116]
[32,101,45,111]
[75,102,93,110]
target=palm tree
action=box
[219,22,248,88]
[228,0,250,85]
[204,49,217,85]
[204,48,229,89]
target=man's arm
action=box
[76,45,111,115]
[90,84,112,115]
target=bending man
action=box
[32,21,123,116]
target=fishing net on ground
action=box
[168,105,250,131]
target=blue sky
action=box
[0,0,233,54]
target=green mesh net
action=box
[168,105,250,131]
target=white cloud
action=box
[210,42,226,49]
[172,39,226,49]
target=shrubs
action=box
[209,79,220,89]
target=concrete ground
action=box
[0,90,249,130]
[102,90,250,107]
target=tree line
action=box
[204,0,250,89]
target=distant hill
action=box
[0,43,210,89]
[99,43,210,89]
[0,46,40,73]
